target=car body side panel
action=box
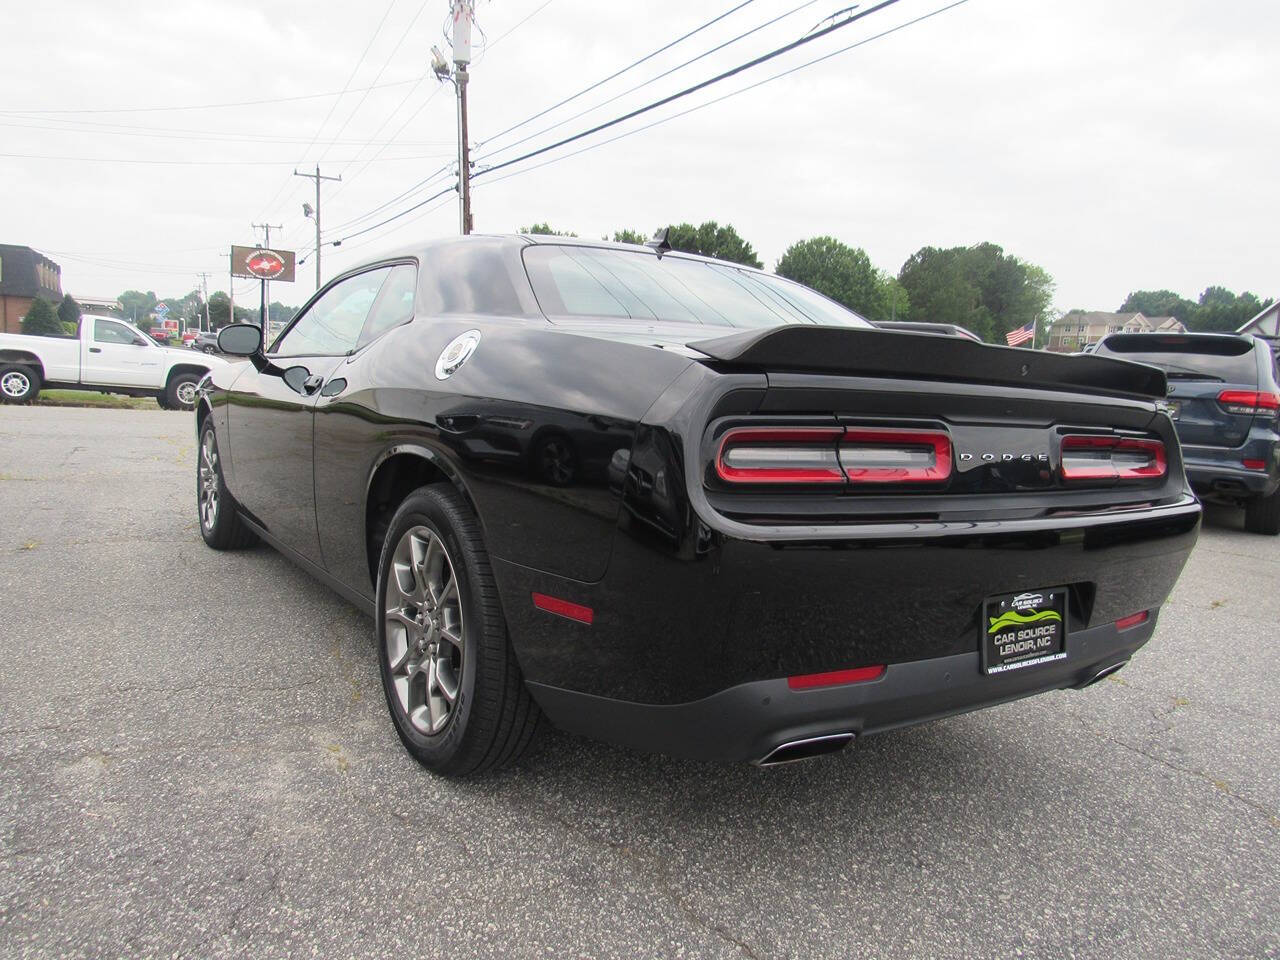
[311,316,694,597]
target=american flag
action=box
[1005,321,1035,347]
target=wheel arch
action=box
[166,362,214,386]
[0,350,45,380]
[364,444,485,587]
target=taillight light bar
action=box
[715,426,953,485]
[1218,390,1280,416]
[1060,435,1167,482]
[841,428,952,483]
[716,427,847,484]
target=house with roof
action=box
[1045,311,1186,352]
[0,245,62,334]
[1237,300,1280,341]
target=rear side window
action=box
[358,263,416,348]
[1098,335,1258,384]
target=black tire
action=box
[0,364,41,404]
[166,372,202,411]
[1244,487,1280,535]
[376,484,540,776]
[156,395,171,410]
[197,420,258,550]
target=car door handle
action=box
[89,347,102,353]
[303,374,325,394]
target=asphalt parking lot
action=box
[0,406,1276,959]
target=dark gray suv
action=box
[1095,332,1280,534]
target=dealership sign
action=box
[231,245,295,283]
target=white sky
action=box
[2,0,1275,312]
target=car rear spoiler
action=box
[688,327,1168,400]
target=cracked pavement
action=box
[0,406,1277,959]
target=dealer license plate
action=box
[982,588,1067,674]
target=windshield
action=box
[523,245,871,329]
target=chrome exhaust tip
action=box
[1074,660,1128,689]
[756,732,855,767]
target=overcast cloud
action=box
[2,0,1275,313]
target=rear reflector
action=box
[840,429,952,483]
[716,426,846,484]
[531,593,594,625]
[1218,390,1280,416]
[1114,611,1149,631]
[1060,435,1167,482]
[787,664,887,690]
[1243,458,1267,470]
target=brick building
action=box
[0,245,63,334]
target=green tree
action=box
[1118,289,1196,324]
[663,221,761,268]
[117,289,158,325]
[519,222,577,236]
[775,236,905,321]
[57,293,82,331]
[20,298,64,337]
[897,243,1054,344]
[1189,287,1271,333]
[611,229,648,245]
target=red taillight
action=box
[1060,435,1167,482]
[715,426,953,485]
[531,592,594,625]
[715,427,846,484]
[1115,611,1149,631]
[1217,390,1280,415]
[1243,458,1267,470]
[787,664,887,690]
[840,429,952,483]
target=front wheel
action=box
[0,365,40,404]
[376,485,540,776]
[167,372,202,411]
[1244,487,1280,535]
[198,420,258,549]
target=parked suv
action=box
[1095,332,1280,533]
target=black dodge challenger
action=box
[196,234,1200,774]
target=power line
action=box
[479,0,821,162]
[2,76,427,116]
[315,0,433,166]
[472,0,905,181]
[478,0,971,190]
[330,184,456,245]
[0,116,452,148]
[256,0,399,224]
[0,152,450,166]
[322,162,454,235]
[478,0,757,150]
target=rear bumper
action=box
[528,612,1159,763]
[1185,461,1278,499]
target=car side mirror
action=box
[217,323,263,357]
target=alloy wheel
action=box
[199,431,220,531]
[385,526,465,736]
[2,371,31,399]
[176,380,199,406]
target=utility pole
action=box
[197,272,211,332]
[250,222,282,333]
[452,1,474,234]
[294,165,341,289]
[219,252,234,329]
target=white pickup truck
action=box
[0,314,230,409]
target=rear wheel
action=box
[198,421,258,549]
[0,365,40,404]
[376,485,540,776]
[1244,487,1280,535]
